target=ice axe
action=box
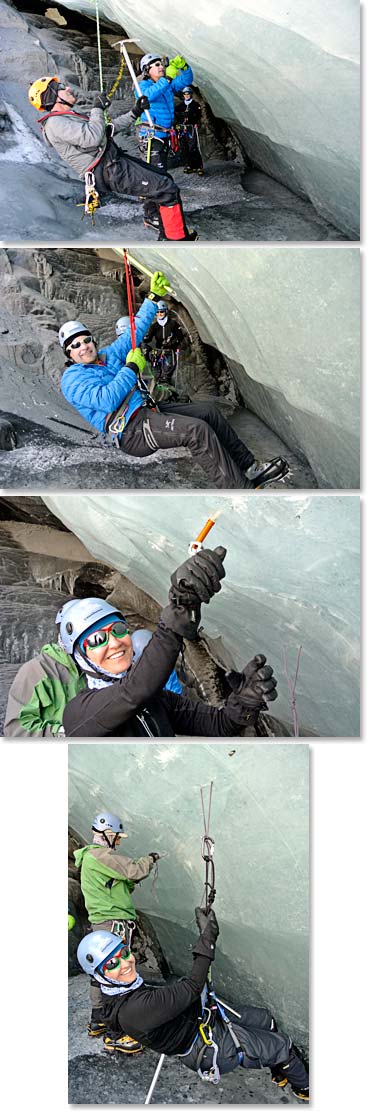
[112,39,154,128]
[185,511,222,623]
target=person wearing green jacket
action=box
[74,810,163,1052]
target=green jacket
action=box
[74,844,154,923]
[4,643,87,738]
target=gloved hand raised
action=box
[149,852,161,863]
[160,547,226,641]
[226,655,278,720]
[192,906,219,960]
[171,55,188,70]
[165,63,179,80]
[131,95,150,120]
[149,271,170,301]
[126,348,147,374]
[93,90,110,110]
[171,546,226,607]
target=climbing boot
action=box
[271,1070,288,1089]
[103,1033,144,1054]
[87,1009,106,1037]
[183,166,194,174]
[185,228,199,240]
[291,1087,310,1101]
[144,215,161,232]
[196,168,204,176]
[245,457,289,488]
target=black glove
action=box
[192,906,219,960]
[149,852,160,863]
[171,546,226,607]
[226,655,278,722]
[93,91,110,110]
[130,95,150,120]
[160,546,226,641]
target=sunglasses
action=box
[83,620,130,652]
[68,335,93,351]
[151,60,162,67]
[102,946,131,972]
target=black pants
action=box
[181,127,203,170]
[120,402,254,489]
[138,136,169,222]
[94,141,179,225]
[183,1002,309,1091]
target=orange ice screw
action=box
[188,512,221,556]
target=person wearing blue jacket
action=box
[136,52,194,230]
[59,271,168,436]
[58,270,289,489]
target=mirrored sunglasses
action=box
[102,946,131,972]
[83,620,130,652]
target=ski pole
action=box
[144,1053,166,1104]
[112,39,154,128]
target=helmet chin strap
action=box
[102,830,119,849]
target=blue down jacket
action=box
[137,67,194,137]
[61,298,157,436]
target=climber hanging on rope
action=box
[77,786,309,1100]
[27,76,196,240]
[74,809,166,1053]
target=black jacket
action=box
[62,621,251,738]
[103,953,210,1054]
[145,318,185,353]
[178,100,202,127]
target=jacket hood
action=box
[74,844,94,868]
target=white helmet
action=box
[115,316,130,338]
[58,320,90,352]
[140,53,161,73]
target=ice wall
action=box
[128,246,359,488]
[44,493,360,736]
[64,0,360,236]
[69,742,309,1049]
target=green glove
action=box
[126,347,147,374]
[149,270,170,300]
[165,63,178,80]
[171,55,188,70]
[68,913,76,931]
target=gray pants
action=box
[90,919,134,1011]
[121,402,254,489]
[183,1003,308,1090]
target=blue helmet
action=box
[157,301,168,313]
[92,812,128,837]
[132,629,152,660]
[115,316,130,337]
[56,598,126,655]
[77,931,122,977]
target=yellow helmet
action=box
[28,76,59,111]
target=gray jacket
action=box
[41,106,136,178]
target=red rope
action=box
[123,249,136,349]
